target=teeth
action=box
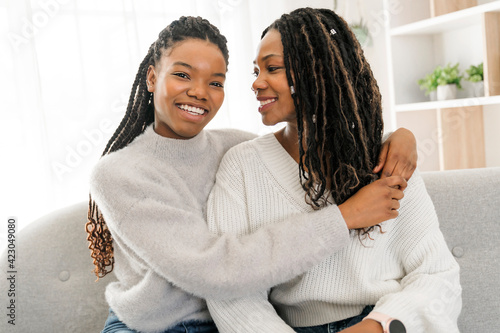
[260,98,276,106]
[179,104,205,115]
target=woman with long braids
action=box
[88,16,418,333]
[206,8,461,333]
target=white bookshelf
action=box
[384,0,500,171]
[391,1,500,35]
[395,95,500,112]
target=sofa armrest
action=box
[0,202,115,332]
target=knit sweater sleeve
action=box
[90,149,349,301]
[207,292,295,333]
[206,144,304,332]
[370,170,462,332]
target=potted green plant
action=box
[418,68,441,101]
[350,19,371,48]
[436,63,463,101]
[465,62,484,97]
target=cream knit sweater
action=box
[90,125,351,333]
[206,133,462,333]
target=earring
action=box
[290,86,295,95]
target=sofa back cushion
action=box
[422,167,500,332]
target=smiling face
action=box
[147,38,227,139]
[252,29,296,127]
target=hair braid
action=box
[86,16,229,279]
[263,8,384,236]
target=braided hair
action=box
[86,16,229,279]
[263,8,384,233]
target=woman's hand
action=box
[339,319,383,333]
[338,176,406,230]
[373,128,417,181]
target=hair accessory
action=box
[330,28,337,36]
[290,85,295,94]
[312,115,317,123]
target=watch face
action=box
[388,319,406,333]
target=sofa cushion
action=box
[422,167,500,332]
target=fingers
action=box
[383,175,407,191]
[390,187,404,201]
[373,143,389,174]
[391,198,401,211]
[380,159,398,179]
[389,156,416,181]
[401,155,418,180]
[386,203,400,220]
[376,127,418,180]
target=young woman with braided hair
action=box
[206,8,461,333]
[88,15,418,333]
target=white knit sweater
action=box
[206,133,462,333]
[90,125,351,333]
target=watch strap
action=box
[363,311,392,332]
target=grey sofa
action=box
[1,167,499,332]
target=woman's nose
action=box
[251,76,267,94]
[187,84,208,100]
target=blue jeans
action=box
[293,305,374,333]
[101,309,218,333]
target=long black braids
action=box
[86,16,229,279]
[262,8,384,235]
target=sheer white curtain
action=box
[3,0,396,251]
[1,0,344,241]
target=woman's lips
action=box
[258,97,277,112]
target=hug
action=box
[86,8,461,333]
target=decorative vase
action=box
[472,81,484,97]
[437,84,457,101]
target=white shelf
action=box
[391,0,500,36]
[395,95,500,112]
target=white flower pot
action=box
[437,84,457,101]
[472,81,484,97]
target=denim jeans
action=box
[293,305,374,333]
[101,309,218,333]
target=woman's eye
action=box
[268,66,281,72]
[211,82,224,88]
[173,72,189,79]
[252,70,259,77]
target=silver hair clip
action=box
[290,85,295,94]
[330,28,337,36]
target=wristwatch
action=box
[363,312,406,333]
